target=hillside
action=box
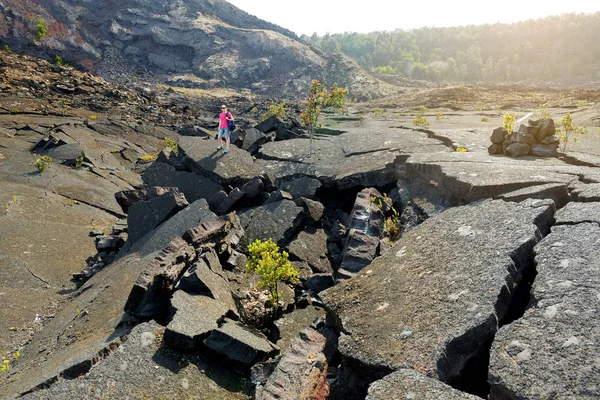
[0,0,393,99]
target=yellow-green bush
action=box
[246,238,298,305]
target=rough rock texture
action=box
[115,186,182,214]
[322,200,554,397]
[127,191,189,243]
[272,307,327,354]
[367,369,480,400]
[488,223,600,399]
[294,197,325,223]
[571,182,600,202]
[126,198,217,256]
[287,228,332,274]
[494,182,569,209]
[164,291,233,350]
[20,321,251,400]
[243,127,274,154]
[204,319,278,366]
[141,162,223,205]
[176,254,238,313]
[258,328,329,400]
[239,200,306,248]
[179,136,265,185]
[124,237,195,320]
[337,188,384,280]
[280,177,322,199]
[554,201,600,225]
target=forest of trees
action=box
[302,13,600,84]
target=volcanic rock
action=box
[163,291,234,350]
[258,328,329,400]
[127,191,189,243]
[321,199,554,396]
[141,162,223,205]
[239,199,306,248]
[488,223,600,399]
[204,319,278,366]
[367,369,480,400]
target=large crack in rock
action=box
[321,199,555,399]
[488,222,600,399]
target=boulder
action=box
[115,186,182,214]
[540,135,559,145]
[294,197,325,223]
[141,162,223,205]
[272,307,327,354]
[176,255,238,313]
[243,127,274,154]
[305,273,335,293]
[488,143,502,155]
[127,191,189,243]
[257,328,329,400]
[287,228,332,274]
[488,223,600,399]
[337,230,380,280]
[275,126,305,141]
[530,143,558,157]
[321,200,554,396]
[240,176,265,198]
[204,319,278,366]
[214,187,245,215]
[367,369,480,400]
[505,142,530,157]
[124,237,195,320]
[337,188,384,280]
[163,291,234,350]
[255,115,282,133]
[43,143,82,164]
[126,198,218,256]
[536,118,556,140]
[179,136,264,185]
[280,176,322,199]
[239,200,306,248]
[514,132,535,145]
[490,127,508,144]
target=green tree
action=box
[300,80,347,155]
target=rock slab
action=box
[322,200,554,391]
[488,223,600,399]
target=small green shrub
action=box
[138,153,157,163]
[33,155,52,172]
[34,17,48,41]
[503,113,516,133]
[246,238,298,306]
[0,351,20,374]
[436,111,443,120]
[558,113,588,153]
[75,154,84,169]
[261,103,286,121]
[2,44,11,52]
[54,55,68,66]
[481,117,489,122]
[163,137,178,155]
[412,111,429,128]
[373,107,387,119]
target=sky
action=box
[226,0,600,36]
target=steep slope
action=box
[0,0,393,99]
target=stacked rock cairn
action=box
[488,118,559,157]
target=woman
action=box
[217,104,234,154]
